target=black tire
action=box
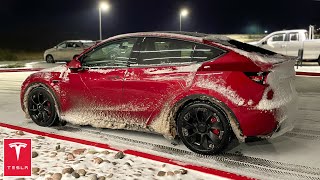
[27,87,58,127]
[46,55,55,63]
[177,101,232,155]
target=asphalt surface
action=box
[0,68,320,179]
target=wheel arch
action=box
[168,94,245,142]
[22,82,62,120]
[46,54,53,59]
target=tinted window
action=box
[66,42,76,48]
[57,43,66,48]
[193,44,225,62]
[270,34,285,42]
[288,33,299,41]
[139,38,195,65]
[82,38,137,67]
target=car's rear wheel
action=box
[46,55,55,63]
[27,87,58,127]
[177,101,232,155]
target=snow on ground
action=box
[0,127,226,180]
[295,65,320,73]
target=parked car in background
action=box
[22,32,297,155]
[44,40,95,63]
[249,29,320,65]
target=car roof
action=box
[271,29,307,34]
[64,40,94,43]
[105,31,239,48]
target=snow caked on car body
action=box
[20,32,298,154]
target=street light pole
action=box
[98,2,110,40]
[179,14,182,31]
[99,7,102,40]
[179,8,189,32]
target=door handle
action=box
[281,45,287,48]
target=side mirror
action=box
[54,46,58,49]
[262,41,267,45]
[67,59,82,71]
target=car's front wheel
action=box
[45,55,55,63]
[27,87,58,127]
[177,101,232,155]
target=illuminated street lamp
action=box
[99,2,110,40]
[179,8,189,31]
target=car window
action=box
[138,38,195,65]
[288,33,299,41]
[57,43,66,48]
[66,42,75,48]
[269,34,285,42]
[72,43,81,48]
[193,44,225,62]
[82,38,137,67]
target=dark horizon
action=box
[0,0,319,51]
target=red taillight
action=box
[244,72,269,86]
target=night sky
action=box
[0,0,319,50]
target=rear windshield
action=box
[222,39,277,55]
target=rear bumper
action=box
[233,108,278,137]
[270,95,298,138]
[233,78,298,138]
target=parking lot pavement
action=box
[25,61,66,69]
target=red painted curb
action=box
[296,71,320,76]
[0,68,43,73]
[0,122,253,180]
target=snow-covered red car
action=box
[20,32,297,155]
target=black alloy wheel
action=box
[177,101,232,155]
[46,55,55,63]
[27,87,57,127]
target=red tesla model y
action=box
[21,32,297,154]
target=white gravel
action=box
[0,127,227,180]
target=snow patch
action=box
[150,103,177,140]
[41,65,68,73]
[256,60,297,110]
[41,65,70,82]
[88,68,116,74]
[255,60,298,137]
[195,78,245,106]
[144,63,202,75]
[61,102,152,133]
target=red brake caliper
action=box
[211,117,220,135]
